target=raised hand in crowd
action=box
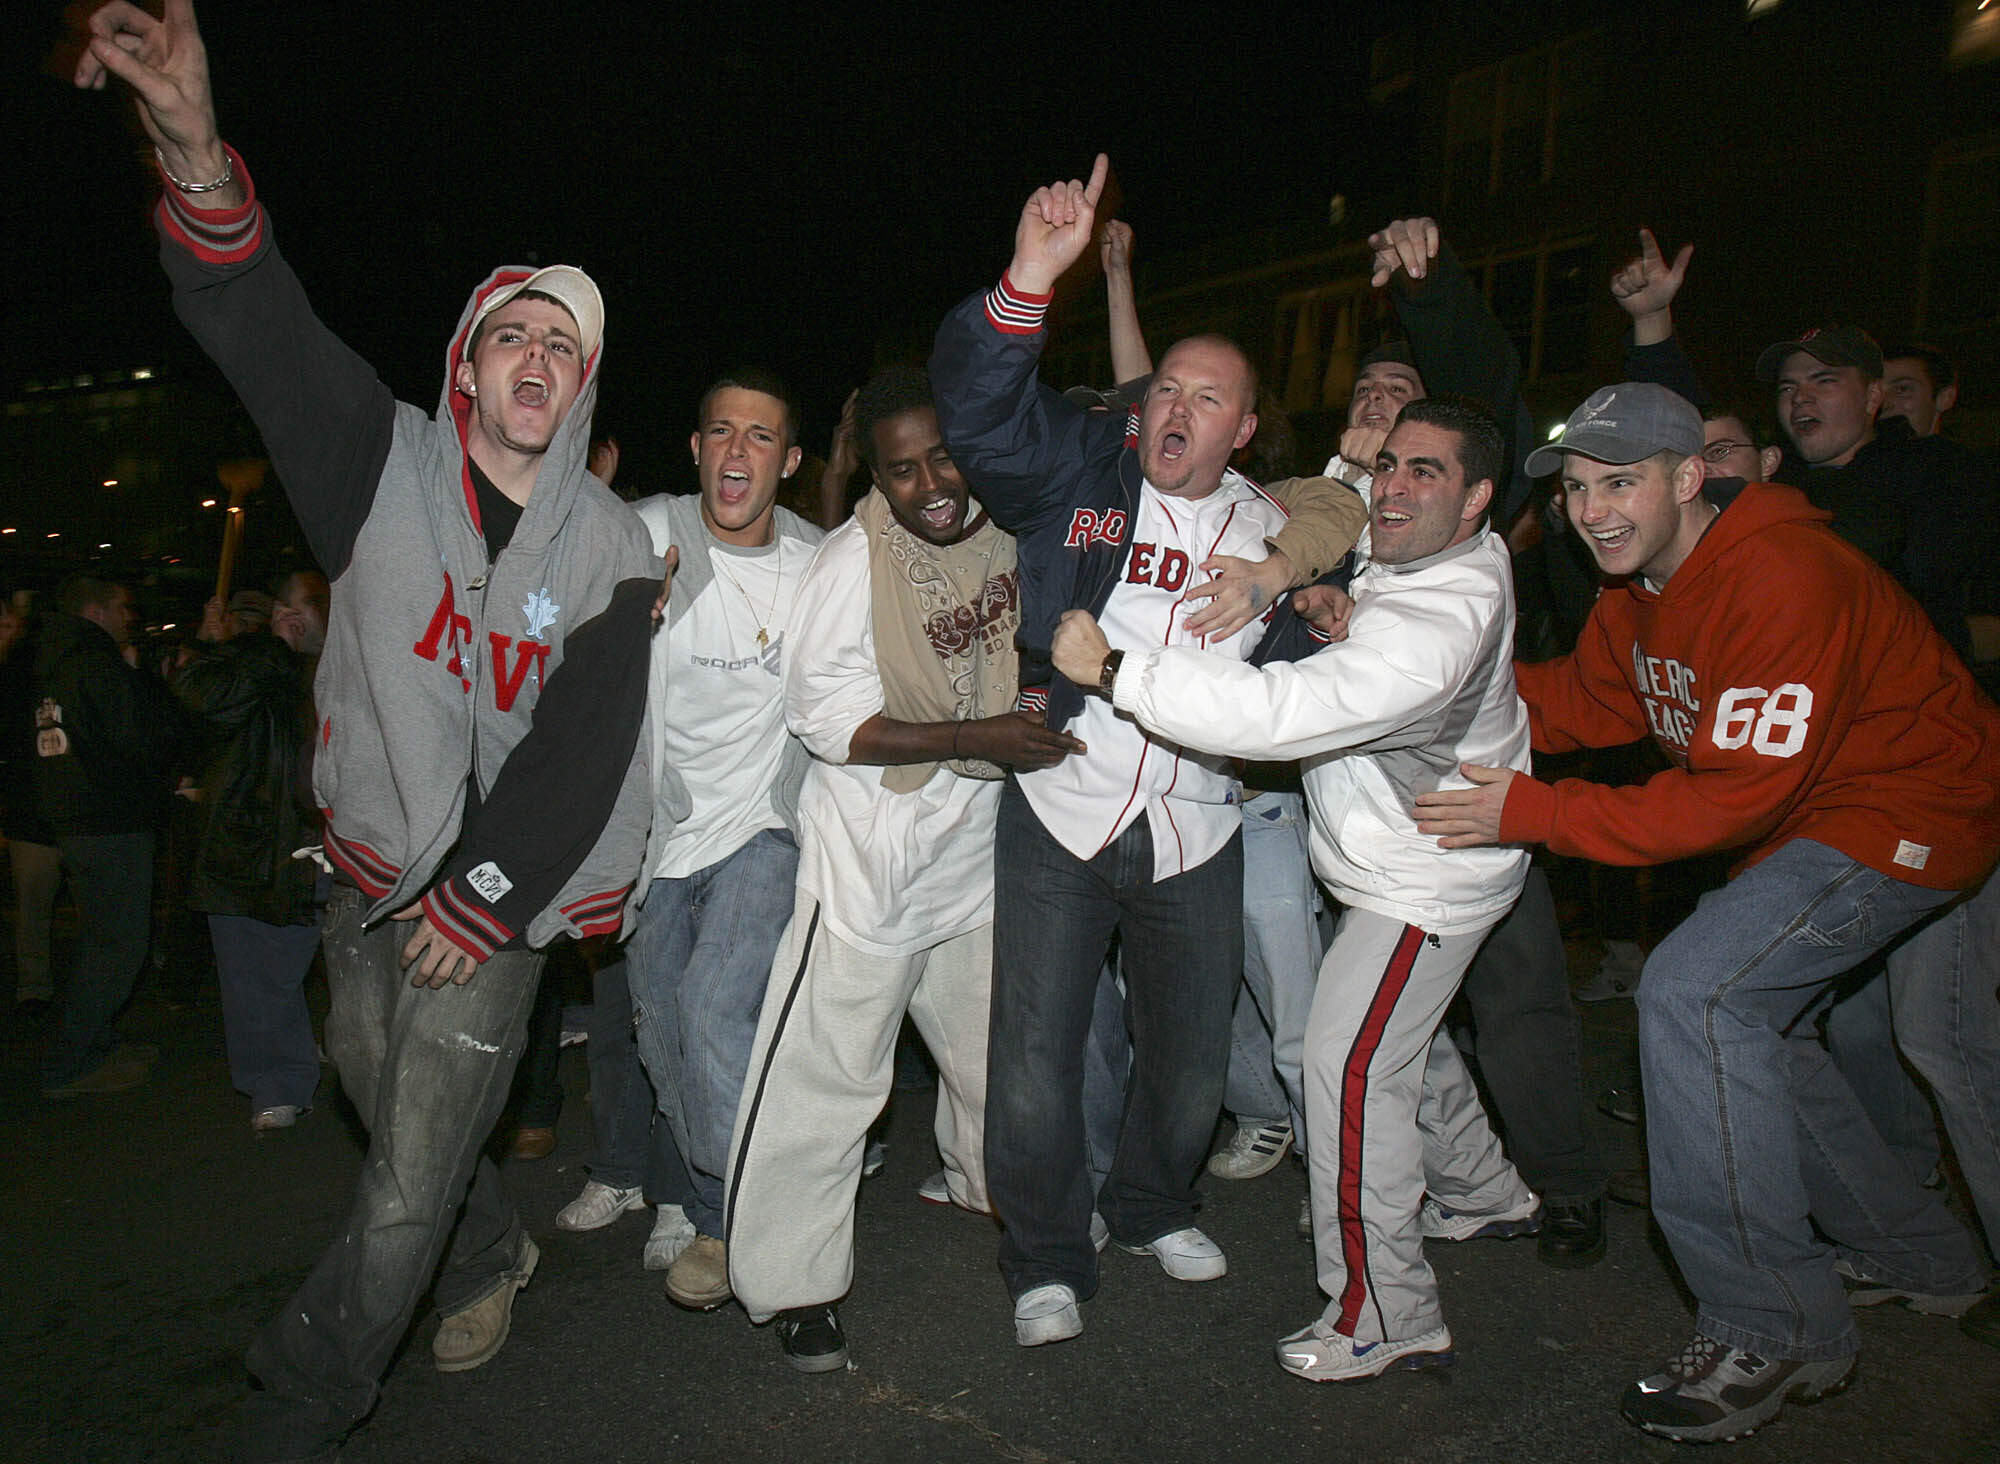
[818,387,862,528]
[1101,219,1154,383]
[1010,153,1110,295]
[1609,228,1693,347]
[74,0,244,209]
[1367,216,1440,287]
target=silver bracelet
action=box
[155,145,234,194]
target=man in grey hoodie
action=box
[77,5,662,1461]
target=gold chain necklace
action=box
[709,547,782,649]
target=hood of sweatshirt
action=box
[1641,480,1833,608]
[437,267,604,564]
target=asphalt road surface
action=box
[4,959,1998,1464]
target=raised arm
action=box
[1101,220,1154,383]
[930,155,1125,535]
[1612,228,1707,407]
[76,0,395,580]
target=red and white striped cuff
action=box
[984,271,1051,335]
[154,145,262,264]
[421,877,514,964]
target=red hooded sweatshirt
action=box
[1502,482,2000,892]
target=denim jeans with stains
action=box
[235,882,544,1462]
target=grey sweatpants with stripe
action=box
[725,888,992,1320]
[1304,907,1533,1344]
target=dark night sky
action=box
[8,1,1397,493]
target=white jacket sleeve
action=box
[782,523,884,766]
[1111,571,1497,763]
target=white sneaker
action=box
[1014,1283,1082,1346]
[555,1180,647,1233]
[1115,1226,1227,1281]
[1576,940,1644,1002]
[1276,1318,1453,1381]
[1208,1117,1294,1179]
[917,1169,951,1205]
[643,1203,698,1271]
[1419,1192,1541,1242]
[1089,1212,1109,1254]
[1297,1192,1313,1241]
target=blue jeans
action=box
[988,777,1243,1300]
[238,883,544,1461]
[628,829,798,1238]
[209,911,322,1112]
[586,954,691,1200]
[1639,839,1983,1361]
[45,831,153,1087]
[1826,966,1941,1184]
[1881,870,2000,1253]
[1226,791,1323,1134]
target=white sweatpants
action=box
[1304,907,1533,1343]
[725,889,991,1319]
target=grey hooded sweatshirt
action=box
[156,154,660,959]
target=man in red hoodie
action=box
[1413,381,2000,1445]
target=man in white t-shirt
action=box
[621,370,824,1313]
[724,364,1082,1372]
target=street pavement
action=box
[3,959,1999,1464]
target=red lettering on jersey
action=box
[412,574,474,690]
[1156,548,1190,592]
[489,633,552,713]
[1127,541,1156,583]
[1064,508,1128,549]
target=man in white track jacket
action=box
[1051,395,1537,1383]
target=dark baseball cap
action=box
[1524,382,1704,478]
[1754,324,1883,383]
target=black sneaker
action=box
[1621,1334,1854,1443]
[776,1305,848,1374]
[1536,1197,1605,1269]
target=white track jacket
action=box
[1109,530,1530,935]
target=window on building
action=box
[1919,135,2000,332]
[1272,284,1376,416]
[1443,32,1602,206]
[1470,238,1597,383]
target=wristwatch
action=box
[1097,649,1124,698]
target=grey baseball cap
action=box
[1524,382,1703,478]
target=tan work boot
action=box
[433,1234,539,1372]
[666,1234,731,1310]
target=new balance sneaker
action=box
[1275,1319,1453,1382]
[1621,1334,1854,1443]
[1014,1283,1082,1347]
[1536,1197,1606,1269]
[643,1203,697,1271]
[917,1169,951,1205]
[1576,939,1644,1002]
[1835,1258,1986,1317]
[1115,1226,1227,1281]
[776,1305,848,1373]
[1207,1117,1294,1179]
[433,1235,538,1372]
[556,1180,647,1233]
[251,1104,303,1132]
[1419,1193,1541,1243]
[861,1136,888,1178]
